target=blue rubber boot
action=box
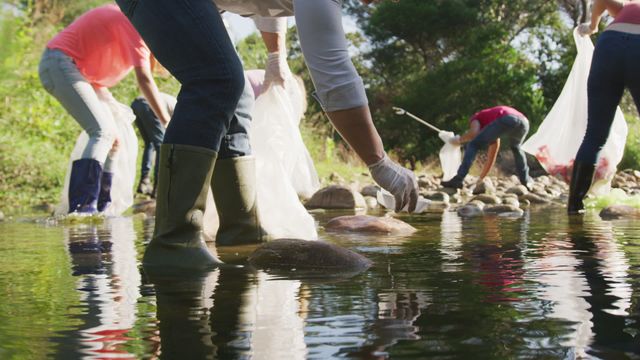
[68,159,102,214]
[97,172,113,212]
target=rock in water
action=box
[305,185,366,210]
[132,200,156,214]
[325,215,417,235]
[360,184,381,198]
[248,239,372,275]
[600,205,640,220]
[457,204,483,217]
[473,178,496,195]
[484,204,524,216]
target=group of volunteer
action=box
[38,0,640,270]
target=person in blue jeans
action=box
[116,0,419,270]
[441,106,532,189]
[569,0,640,214]
[131,94,176,196]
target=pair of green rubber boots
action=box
[143,144,265,270]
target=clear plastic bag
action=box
[56,90,138,216]
[522,28,628,194]
[204,83,318,240]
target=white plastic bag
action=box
[376,189,430,213]
[204,84,318,240]
[438,131,462,181]
[522,28,628,194]
[56,90,138,216]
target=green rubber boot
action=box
[211,156,267,246]
[143,144,222,270]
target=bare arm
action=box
[458,120,482,144]
[590,0,627,31]
[134,65,171,127]
[260,30,284,53]
[479,139,500,180]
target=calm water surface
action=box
[0,208,639,359]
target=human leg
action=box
[505,116,531,186]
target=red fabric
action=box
[612,3,640,25]
[470,106,525,130]
[47,4,150,88]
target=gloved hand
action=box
[368,154,418,212]
[448,134,461,146]
[577,23,596,36]
[264,52,291,88]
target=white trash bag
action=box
[522,28,628,194]
[438,131,462,181]
[204,84,318,240]
[376,189,430,213]
[56,90,138,216]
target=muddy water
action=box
[0,208,639,359]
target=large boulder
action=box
[248,239,373,275]
[325,215,416,235]
[305,185,367,210]
[599,205,640,220]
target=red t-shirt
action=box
[47,4,150,88]
[470,106,525,130]
[612,3,640,25]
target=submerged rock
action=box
[484,204,524,216]
[457,203,483,217]
[306,185,366,210]
[325,215,416,235]
[248,239,372,274]
[599,205,640,220]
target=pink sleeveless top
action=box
[470,106,525,130]
[612,3,640,25]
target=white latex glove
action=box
[577,23,596,36]
[264,52,291,87]
[448,135,461,146]
[368,154,418,212]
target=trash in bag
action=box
[584,188,640,210]
[438,131,462,181]
[376,189,430,213]
[204,83,318,240]
[522,28,628,195]
[56,90,138,216]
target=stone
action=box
[519,199,531,207]
[248,239,373,275]
[473,178,496,195]
[423,191,450,203]
[439,187,459,196]
[471,194,501,205]
[468,200,486,210]
[502,197,520,208]
[506,185,528,196]
[306,185,367,210]
[457,204,483,217]
[484,204,524,216]
[328,172,345,183]
[426,201,449,212]
[599,205,640,220]
[132,200,156,214]
[325,215,417,235]
[360,184,381,198]
[521,193,550,204]
[364,196,380,210]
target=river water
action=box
[0,207,638,359]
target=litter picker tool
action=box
[392,106,442,133]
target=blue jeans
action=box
[132,97,164,179]
[575,31,640,165]
[116,0,253,158]
[457,115,530,184]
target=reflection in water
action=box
[2,208,640,358]
[566,216,638,357]
[59,218,141,359]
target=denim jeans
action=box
[132,97,164,179]
[116,0,253,158]
[39,48,117,165]
[575,30,640,166]
[457,115,530,184]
